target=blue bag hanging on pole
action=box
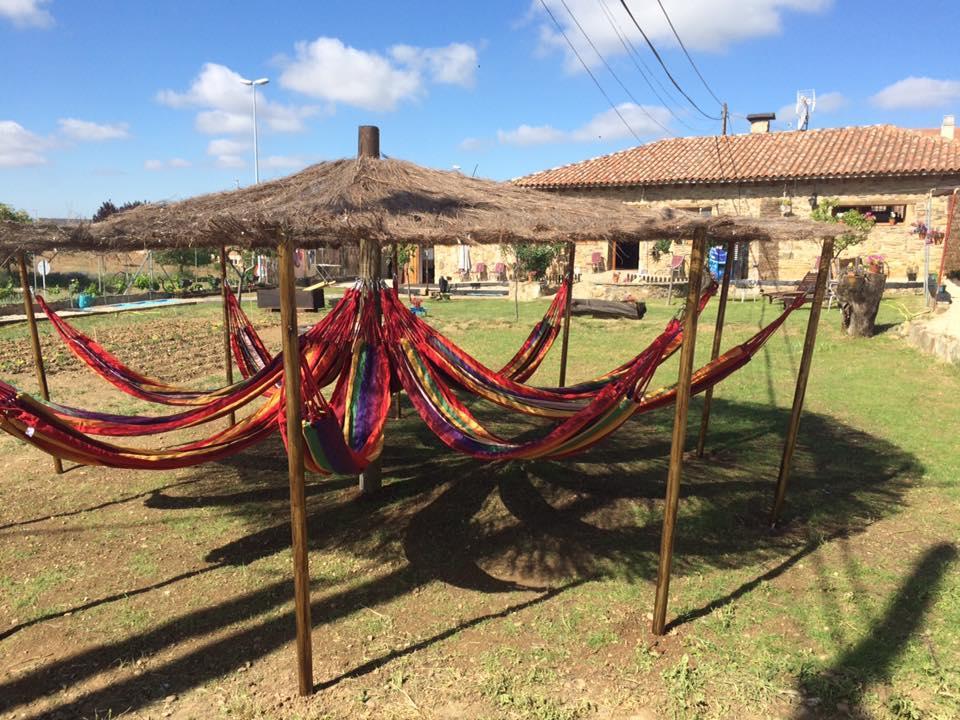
[708,245,728,280]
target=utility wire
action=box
[558,0,674,137]
[655,0,723,106]
[538,0,643,143]
[595,0,703,133]
[618,0,721,121]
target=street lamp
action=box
[239,77,269,184]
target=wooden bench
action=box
[761,270,819,306]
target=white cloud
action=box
[206,138,249,168]
[0,0,53,28]
[262,155,308,169]
[58,118,130,141]
[498,103,671,146]
[144,158,192,171]
[534,0,829,71]
[279,37,478,111]
[280,37,421,111]
[157,63,318,135]
[459,136,493,152]
[570,103,671,140]
[816,91,846,113]
[498,124,568,146]
[0,120,49,167]
[871,77,960,110]
[389,42,478,87]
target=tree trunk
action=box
[836,272,886,337]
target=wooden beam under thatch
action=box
[1,156,840,252]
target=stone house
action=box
[500,118,960,284]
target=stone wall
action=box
[942,193,960,278]
[556,175,960,281]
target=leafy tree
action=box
[502,241,564,280]
[0,203,32,223]
[92,200,118,222]
[92,199,145,222]
[154,248,213,274]
[810,197,875,258]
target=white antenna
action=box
[796,90,816,131]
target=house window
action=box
[677,206,713,216]
[834,204,906,224]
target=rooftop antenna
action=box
[796,89,816,131]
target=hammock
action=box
[380,282,717,418]
[23,291,360,436]
[226,280,569,382]
[224,286,272,378]
[384,292,805,461]
[298,298,392,474]
[497,279,569,381]
[0,293,370,466]
[36,289,359,406]
[0,382,281,470]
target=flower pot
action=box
[76,293,92,309]
[906,272,918,281]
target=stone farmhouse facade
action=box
[435,120,960,285]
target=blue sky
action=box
[2,0,958,218]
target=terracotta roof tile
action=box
[513,125,960,189]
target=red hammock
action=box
[36,289,359,406]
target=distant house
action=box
[510,117,960,282]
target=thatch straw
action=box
[0,157,839,252]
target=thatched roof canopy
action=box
[1,156,839,252]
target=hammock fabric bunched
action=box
[225,287,273,378]
[297,297,392,475]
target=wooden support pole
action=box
[18,253,63,475]
[219,247,236,426]
[651,229,708,636]
[278,237,314,696]
[769,238,835,526]
[358,125,383,494]
[558,242,576,387]
[391,243,402,419]
[695,240,736,457]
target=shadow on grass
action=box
[0,398,923,719]
[791,542,957,719]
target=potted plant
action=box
[906,264,918,282]
[867,255,884,274]
[779,196,793,217]
[78,283,98,309]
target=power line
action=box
[537,0,643,143]
[557,0,674,137]
[595,0,701,133]
[617,0,721,121]
[655,0,723,106]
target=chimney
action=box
[746,112,776,134]
[942,114,956,140]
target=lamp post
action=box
[239,77,269,184]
